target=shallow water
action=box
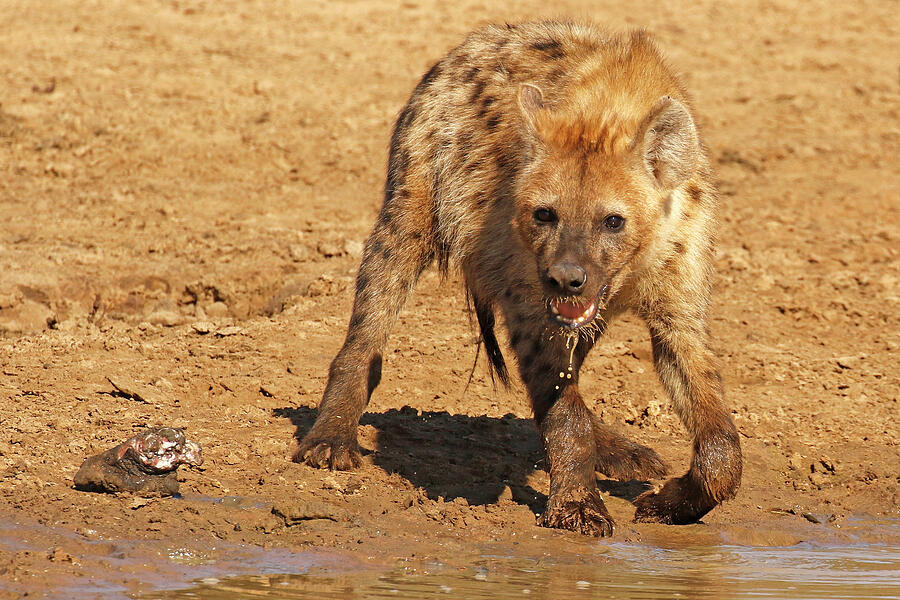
[152,540,900,600]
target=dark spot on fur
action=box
[548,68,565,83]
[531,38,565,59]
[672,241,685,254]
[355,272,370,296]
[477,96,496,120]
[381,246,392,260]
[486,114,501,131]
[465,158,484,173]
[384,146,410,202]
[414,62,442,94]
[457,130,474,153]
[470,80,486,103]
[395,103,417,132]
[370,239,385,256]
[385,103,416,202]
[386,220,400,235]
[463,67,479,82]
[494,153,519,201]
[687,183,704,203]
[348,311,366,330]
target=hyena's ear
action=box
[518,83,545,131]
[635,96,699,191]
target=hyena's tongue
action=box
[552,299,594,320]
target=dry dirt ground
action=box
[0,0,898,596]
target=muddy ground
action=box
[0,0,898,597]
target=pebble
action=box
[146,310,183,327]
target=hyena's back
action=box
[385,22,690,270]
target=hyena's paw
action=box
[597,442,670,482]
[539,489,615,537]
[294,434,362,471]
[632,475,715,525]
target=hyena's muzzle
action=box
[543,258,611,330]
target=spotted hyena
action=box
[295,21,741,536]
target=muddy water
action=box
[156,539,900,600]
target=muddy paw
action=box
[539,489,615,537]
[294,436,362,470]
[632,476,714,525]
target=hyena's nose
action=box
[548,263,587,294]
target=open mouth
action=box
[548,285,609,330]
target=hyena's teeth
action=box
[551,304,559,315]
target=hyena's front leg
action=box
[295,213,432,470]
[511,326,614,537]
[633,314,742,524]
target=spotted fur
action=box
[295,21,741,536]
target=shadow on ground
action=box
[275,406,653,513]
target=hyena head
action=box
[512,82,700,332]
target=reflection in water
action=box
[157,541,900,600]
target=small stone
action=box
[215,325,243,337]
[107,376,166,405]
[316,240,344,258]
[288,244,310,262]
[192,321,214,334]
[818,456,837,473]
[809,471,828,487]
[801,512,821,524]
[146,310,183,327]
[343,239,364,258]
[253,79,275,94]
[272,500,346,525]
[205,301,229,318]
[498,485,514,502]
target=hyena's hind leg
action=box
[295,202,434,470]
[591,416,669,481]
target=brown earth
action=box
[0,0,898,596]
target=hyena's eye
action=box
[533,208,557,224]
[603,214,626,232]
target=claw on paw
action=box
[540,489,615,537]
